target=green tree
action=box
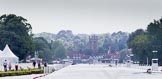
[97,47,105,55]
[33,37,52,61]
[128,29,145,43]
[128,34,151,64]
[119,48,127,63]
[0,14,34,60]
[147,18,162,65]
[127,18,162,65]
[54,45,67,60]
[50,41,67,60]
[82,49,93,56]
[33,38,67,62]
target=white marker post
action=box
[152,50,158,71]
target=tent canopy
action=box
[0,44,19,64]
[0,50,2,56]
[2,44,18,58]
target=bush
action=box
[0,69,43,77]
[31,69,43,74]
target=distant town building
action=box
[100,47,120,63]
[89,35,98,53]
[71,51,90,63]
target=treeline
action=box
[34,30,128,58]
[128,18,162,65]
[0,14,67,62]
[0,14,34,60]
[34,37,67,62]
[0,14,129,63]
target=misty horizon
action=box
[0,0,162,34]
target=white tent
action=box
[0,50,2,57]
[0,44,19,64]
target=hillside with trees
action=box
[2,14,162,66]
[0,14,129,63]
[34,30,129,62]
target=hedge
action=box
[0,69,43,77]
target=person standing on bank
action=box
[43,61,48,75]
[44,61,47,67]
[3,60,7,72]
[15,62,18,71]
[33,61,36,68]
[38,61,41,69]
[8,62,12,71]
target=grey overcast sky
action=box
[0,0,162,34]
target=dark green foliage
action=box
[33,37,52,61]
[128,34,152,64]
[33,37,67,62]
[128,29,145,42]
[82,49,93,56]
[147,18,162,65]
[97,47,105,55]
[34,31,128,59]
[119,49,127,63]
[51,41,67,60]
[54,45,67,59]
[127,18,162,65]
[0,14,34,60]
